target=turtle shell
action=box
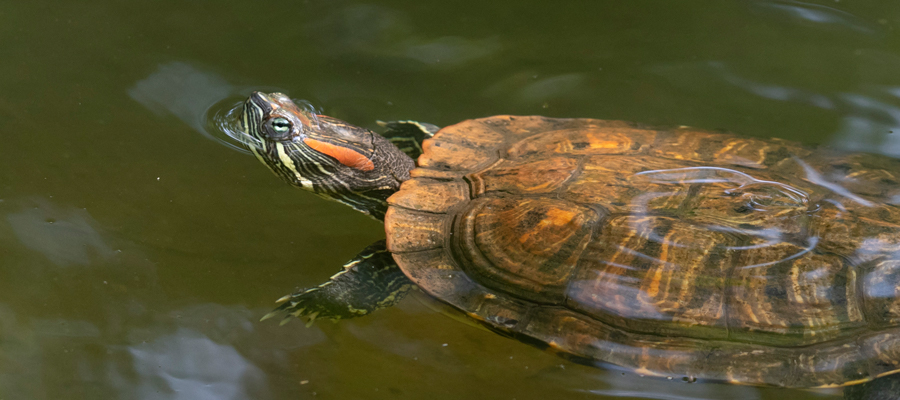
[384,116,900,388]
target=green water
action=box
[3,0,900,399]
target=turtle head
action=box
[238,92,414,220]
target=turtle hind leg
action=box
[262,240,415,326]
[844,374,900,400]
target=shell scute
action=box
[507,121,657,159]
[387,178,469,213]
[416,119,505,171]
[861,259,900,328]
[566,215,731,338]
[466,157,579,196]
[563,155,695,213]
[384,207,445,253]
[392,248,533,331]
[454,196,599,303]
[418,138,493,171]
[384,115,900,387]
[727,250,865,344]
[650,128,810,169]
[478,115,563,137]
[408,168,467,180]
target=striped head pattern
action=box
[238,92,415,220]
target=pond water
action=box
[3,1,900,399]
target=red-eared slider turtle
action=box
[236,92,900,399]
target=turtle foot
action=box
[261,240,415,326]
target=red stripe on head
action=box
[303,138,375,171]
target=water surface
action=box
[4,1,900,399]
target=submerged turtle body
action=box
[385,116,900,388]
[236,92,900,394]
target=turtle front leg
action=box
[844,374,900,400]
[262,240,415,326]
[377,120,440,159]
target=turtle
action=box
[235,91,900,399]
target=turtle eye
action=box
[265,117,293,139]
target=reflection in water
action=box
[516,74,586,103]
[585,387,758,400]
[793,158,873,206]
[1,196,330,399]
[403,36,500,66]
[655,60,900,157]
[122,328,267,400]
[307,4,500,68]
[0,304,44,400]
[32,318,101,338]
[635,167,807,202]
[105,305,326,399]
[833,91,900,157]
[572,148,900,348]
[750,0,879,35]
[483,71,588,108]
[630,166,811,264]
[533,361,767,400]
[129,62,328,156]
[6,198,115,267]
[704,61,836,109]
[12,0,900,396]
[129,62,265,154]
[129,62,233,134]
[863,249,900,299]
[343,300,439,361]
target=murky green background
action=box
[3,1,900,399]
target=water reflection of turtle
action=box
[236,91,900,399]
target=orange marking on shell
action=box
[544,208,577,225]
[303,138,375,171]
[647,268,662,298]
[590,140,625,149]
[517,208,577,244]
[645,230,674,299]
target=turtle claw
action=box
[276,294,292,303]
[264,281,366,324]
[304,312,320,328]
[259,310,281,322]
